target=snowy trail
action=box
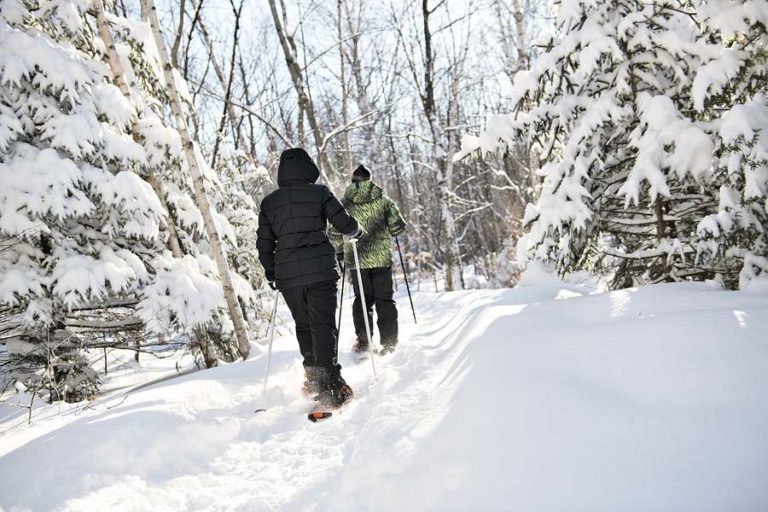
[1,281,767,511]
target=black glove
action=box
[344,226,367,242]
[267,281,277,290]
[336,251,344,269]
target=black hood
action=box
[277,148,320,186]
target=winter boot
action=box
[352,337,370,353]
[302,366,323,396]
[315,367,354,409]
[379,337,397,355]
[378,344,396,356]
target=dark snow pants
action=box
[281,279,340,370]
[351,266,398,347]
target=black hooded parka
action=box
[256,148,359,290]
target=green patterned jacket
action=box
[329,180,406,269]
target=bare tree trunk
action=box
[210,0,244,168]
[193,2,264,174]
[297,104,306,146]
[194,328,218,367]
[266,0,333,178]
[653,196,669,280]
[142,0,250,360]
[91,0,183,259]
[447,70,464,289]
[493,0,515,82]
[342,0,378,166]
[344,0,371,115]
[420,0,457,291]
[337,0,352,173]
[387,113,405,208]
[182,0,205,79]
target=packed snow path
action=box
[1,280,767,511]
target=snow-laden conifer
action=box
[0,0,165,400]
[456,0,767,289]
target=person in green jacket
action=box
[330,165,407,354]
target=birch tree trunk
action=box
[170,0,187,69]
[92,0,183,260]
[511,0,529,73]
[141,0,250,359]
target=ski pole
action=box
[396,236,417,324]
[262,289,280,397]
[337,261,346,336]
[351,239,376,376]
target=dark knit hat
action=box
[352,164,371,182]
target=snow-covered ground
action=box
[1,278,767,511]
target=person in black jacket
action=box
[256,148,363,408]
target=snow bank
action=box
[1,282,767,511]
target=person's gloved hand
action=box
[267,281,277,290]
[344,226,367,242]
[336,251,344,268]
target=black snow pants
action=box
[281,279,340,371]
[351,266,398,347]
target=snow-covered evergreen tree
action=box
[211,144,270,293]
[456,0,767,289]
[205,145,272,359]
[0,0,264,398]
[692,0,768,289]
[0,0,166,400]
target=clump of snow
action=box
[516,259,562,287]
[620,93,714,206]
[0,145,95,235]
[93,83,134,130]
[692,49,744,111]
[51,248,147,309]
